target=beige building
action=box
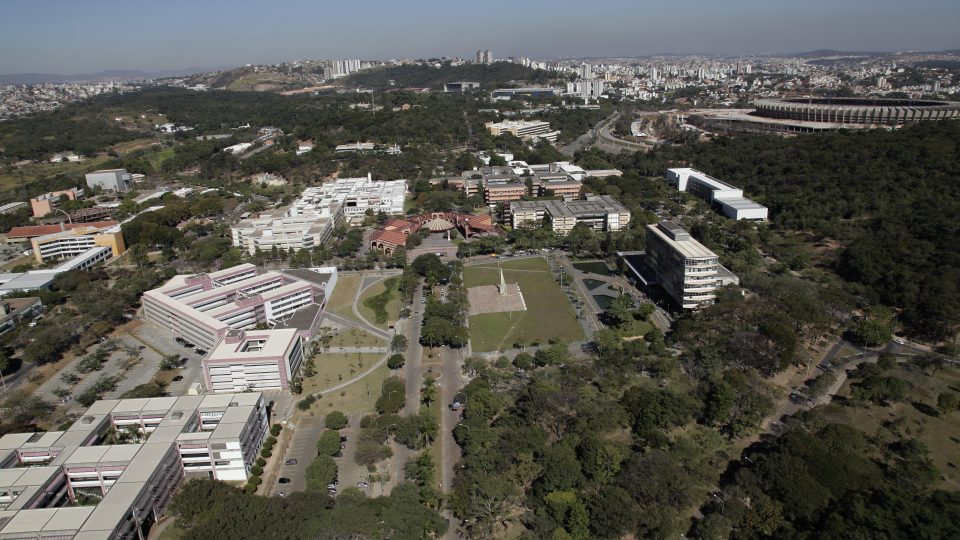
[30,225,126,264]
[29,188,82,218]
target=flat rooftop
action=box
[648,221,718,260]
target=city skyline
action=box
[2,0,959,75]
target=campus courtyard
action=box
[463,257,584,352]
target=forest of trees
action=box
[167,478,447,539]
[577,121,960,339]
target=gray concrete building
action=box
[85,169,132,193]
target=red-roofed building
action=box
[382,218,416,235]
[5,221,119,244]
[369,229,409,254]
[367,211,501,255]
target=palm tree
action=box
[422,377,438,409]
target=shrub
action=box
[387,354,405,370]
[297,395,317,410]
[317,430,342,457]
[250,465,263,476]
[255,457,266,468]
[270,423,282,436]
[325,410,349,430]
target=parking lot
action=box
[272,415,328,495]
[124,321,206,395]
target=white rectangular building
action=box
[293,174,407,218]
[666,168,768,221]
[485,120,560,143]
[204,328,305,393]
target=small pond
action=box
[573,261,612,276]
[582,278,607,291]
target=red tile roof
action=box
[6,221,119,239]
[383,218,415,231]
[370,229,408,247]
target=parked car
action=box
[194,348,207,355]
[172,375,184,382]
[285,458,298,466]
[278,477,291,484]
[357,481,369,489]
[275,491,285,497]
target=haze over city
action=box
[2,0,959,74]
[1,1,959,539]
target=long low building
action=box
[0,393,267,539]
[484,120,559,143]
[510,194,631,234]
[666,168,768,221]
[142,263,337,351]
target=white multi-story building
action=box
[293,174,407,219]
[231,204,343,256]
[566,79,605,99]
[0,393,267,539]
[643,221,739,309]
[666,168,769,221]
[142,264,337,350]
[204,328,305,393]
[485,120,560,143]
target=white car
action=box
[893,337,905,345]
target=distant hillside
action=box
[341,63,560,90]
[784,49,891,58]
[0,68,212,85]
[190,65,324,92]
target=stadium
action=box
[753,97,960,125]
[686,97,960,134]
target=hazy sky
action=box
[2,0,958,74]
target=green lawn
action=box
[326,275,362,322]
[822,364,960,490]
[146,147,176,170]
[327,329,386,348]
[305,361,390,415]
[303,352,383,396]
[155,519,186,540]
[357,277,402,330]
[464,257,584,352]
